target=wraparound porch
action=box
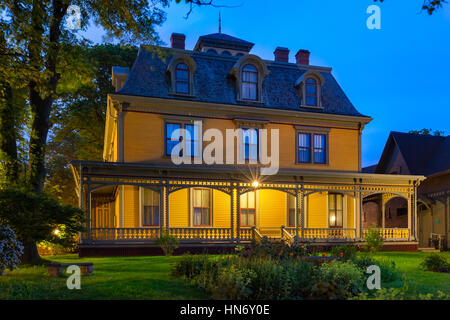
[71,161,424,253]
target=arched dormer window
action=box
[241,64,258,100]
[230,54,270,103]
[295,71,324,109]
[167,54,196,96]
[175,63,189,94]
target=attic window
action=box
[175,63,189,94]
[241,64,258,100]
[305,78,318,106]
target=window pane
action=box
[306,84,317,95]
[247,191,255,209]
[248,211,255,226]
[176,82,189,94]
[336,210,343,227]
[289,209,295,227]
[153,206,159,225]
[241,211,248,226]
[202,209,210,225]
[329,194,335,210]
[193,189,201,207]
[240,193,247,208]
[299,133,311,147]
[314,134,326,163]
[194,208,202,225]
[306,96,317,106]
[202,189,210,207]
[298,149,310,163]
[336,194,343,210]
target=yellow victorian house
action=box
[71,32,424,256]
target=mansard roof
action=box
[116,45,368,118]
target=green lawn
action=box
[0,251,449,299]
[370,251,450,296]
[0,255,208,300]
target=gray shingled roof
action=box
[117,45,367,118]
[376,131,450,176]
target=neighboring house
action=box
[365,132,450,249]
[70,32,424,256]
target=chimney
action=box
[274,47,289,62]
[295,49,310,65]
[170,33,186,50]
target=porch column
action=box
[353,187,357,239]
[381,195,386,228]
[358,183,363,239]
[87,183,92,243]
[408,192,412,241]
[295,186,299,237]
[165,182,169,233]
[79,173,84,243]
[300,185,305,239]
[159,185,165,235]
[236,186,241,243]
[414,184,418,241]
[230,186,235,241]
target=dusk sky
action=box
[83,0,450,168]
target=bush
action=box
[172,254,219,279]
[156,233,179,256]
[330,245,357,261]
[421,253,450,272]
[352,254,400,284]
[238,237,311,261]
[0,226,23,275]
[319,261,364,297]
[365,228,384,252]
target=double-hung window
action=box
[241,64,258,100]
[328,193,343,228]
[192,188,211,226]
[240,191,256,227]
[142,188,160,227]
[297,131,327,164]
[165,122,200,157]
[242,128,258,161]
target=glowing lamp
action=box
[252,180,259,188]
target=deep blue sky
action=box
[82,0,450,168]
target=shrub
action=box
[365,227,383,252]
[421,253,450,272]
[330,245,357,261]
[239,237,311,261]
[0,226,23,275]
[156,233,179,256]
[319,261,364,297]
[352,254,400,284]
[172,254,218,279]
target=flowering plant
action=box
[0,226,23,275]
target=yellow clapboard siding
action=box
[169,188,189,227]
[307,192,327,228]
[213,190,231,228]
[258,189,287,228]
[347,195,355,228]
[123,185,139,227]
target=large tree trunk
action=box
[21,241,41,265]
[0,83,19,185]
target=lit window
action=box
[142,189,160,226]
[192,188,211,226]
[240,191,256,227]
[242,128,258,161]
[305,78,318,106]
[175,63,189,94]
[328,193,343,228]
[241,64,258,100]
[297,132,327,164]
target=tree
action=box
[0,188,84,263]
[46,44,138,206]
[408,128,445,136]
[374,0,448,15]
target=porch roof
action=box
[70,160,425,187]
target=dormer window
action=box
[167,54,196,96]
[295,71,324,109]
[241,64,258,100]
[175,63,189,94]
[305,78,318,106]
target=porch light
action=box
[330,215,336,223]
[252,180,259,188]
[53,228,61,236]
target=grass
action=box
[0,255,208,300]
[0,251,449,299]
[370,251,450,296]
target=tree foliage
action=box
[374,0,448,15]
[408,128,445,136]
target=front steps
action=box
[418,247,440,253]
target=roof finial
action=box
[219,11,222,33]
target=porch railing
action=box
[89,228,160,241]
[302,228,357,240]
[362,228,409,241]
[168,227,232,241]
